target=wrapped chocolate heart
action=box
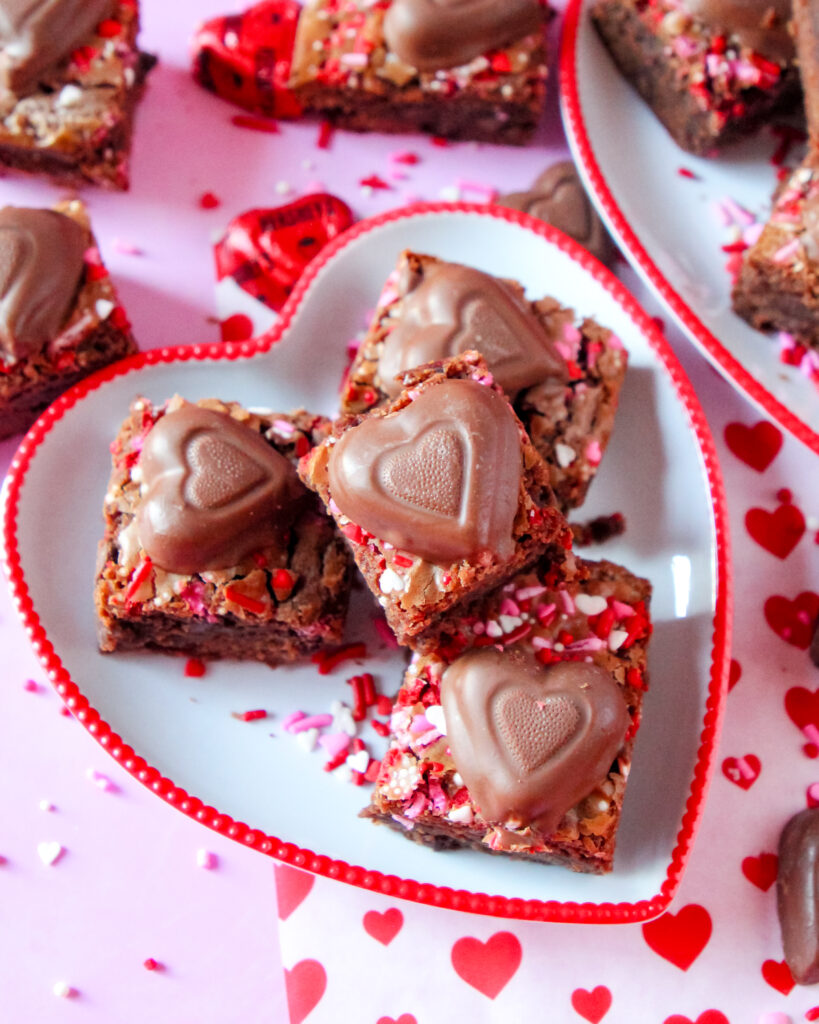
[441,648,629,834]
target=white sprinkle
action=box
[331,764,353,784]
[224,30,239,48]
[498,614,522,633]
[39,800,55,812]
[330,700,357,737]
[37,841,64,866]
[52,982,76,999]
[124,67,135,87]
[196,849,218,870]
[575,594,608,616]
[425,705,447,735]
[95,299,115,320]
[296,727,319,752]
[608,629,629,652]
[275,180,293,195]
[438,184,461,201]
[555,443,576,468]
[379,568,404,594]
[301,158,316,171]
[447,805,473,824]
[346,750,369,773]
[57,84,83,107]
[485,620,502,638]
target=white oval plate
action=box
[560,0,819,454]
[1,204,730,923]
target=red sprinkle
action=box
[323,749,349,772]
[96,18,121,37]
[199,191,221,210]
[371,720,390,737]
[431,136,449,147]
[359,174,391,190]
[184,658,206,678]
[341,522,366,544]
[143,958,162,972]
[392,151,420,165]
[231,114,280,133]
[365,758,381,782]
[350,770,365,786]
[352,737,366,753]
[377,695,392,716]
[220,313,254,342]
[223,586,267,615]
[311,642,367,675]
[361,672,377,706]
[272,567,296,601]
[626,667,645,691]
[238,709,267,722]
[677,167,697,179]
[348,675,367,722]
[317,120,334,149]
[393,554,414,568]
[125,557,153,608]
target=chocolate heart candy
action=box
[192,0,303,119]
[441,649,629,834]
[214,194,354,312]
[686,0,793,62]
[327,378,521,564]
[136,403,303,573]
[376,260,566,399]
[383,0,543,71]
[778,808,819,984]
[498,161,616,265]
[0,0,115,94]
[0,206,86,362]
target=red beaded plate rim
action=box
[1,202,731,924]
[559,0,819,456]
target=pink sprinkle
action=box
[389,150,420,164]
[585,440,602,466]
[373,616,399,648]
[272,419,295,437]
[710,199,732,227]
[409,714,432,734]
[773,238,800,263]
[290,714,333,733]
[611,600,635,619]
[86,769,117,793]
[455,178,498,201]
[559,590,576,615]
[515,585,547,601]
[472,621,486,635]
[758,1014,791,1024]
[743,222,763,246]
[113,238,143,255]
[499,597,520,617]
[555,341,572,361]
[319,732,351,759]
[565,636,607,652]
[282,710,307,731]
[562,323,582,345]
[531,636,552,650]
[196,849,218,869]
[340,51,368,67]
[804,725,819,746]
[737,757,757,780]
[722,197,754,226]
[23,678,40,692]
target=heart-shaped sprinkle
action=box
[376,260,565,398]
[0,207,86,361]
[498,162,616,265]
[37,840,65,866]
[192,0,303,119]
[214,194,354,312]
[383,0,543,72]
[441,648,629,833]
[328,379,522,564]
[136,402,303,573]
[425,704,447,734]
[575,593,609,616]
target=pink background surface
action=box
[1,1,818,1020]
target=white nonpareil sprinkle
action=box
[275,180,293,195]
[574,594,608,616]
[438,185,461,201]
[379,568,404,594]
[95,299,115,320]
[555,443,576,468]
[608,629,628,652]
[196,849,218,870]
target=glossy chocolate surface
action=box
[328,378,522,564]
[376,260,566,398]
[382,0,543,72]
[686,0,793,62]
[778,808,819,984]
[441,649,629,834]
[498,161,616,265]
[0,205,86,362]
[0,0,116,94]
[136,403,303,574]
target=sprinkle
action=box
[585,440,602,466]
[198,191,221,210]
[340,51,368,67]
[377,695,393,716]
[425,705,447,734]
[346,749,369,774]
[575,594,608,616]
[23,679,40,692]
[389,150,420,164]
[439,184,461,201]
[677,167,697,179]
[311,642,367,674]
[455,178,498,200]
[331,700,356,737]
[37,841,65,866]
[555,443,576,468]
[289,714,333,733]
[772,238,800,263]
[231,113,280,133]
[223,585,267,615]
[317,119,334,149]
[611,600,635,619]
[485,620,502,639]
[39,799,55,812]
[95,298,115,320]
[373,616,399,648]
[196,849,218,869]
[319,732,351,760]
[721,196,755,226]
[52,982,76,999]
[359,174,391,190]
[608,629,628,652]
[143,958,163,972]
[184,658,206,678]
[86,769,117,792]
[371,720,390,737]
[113,237,143,255]
[282,710,307,730]
[57,83,83,107]
[275,180,293,195]
[559,590,576,615]
[296,728,319,752]
[379,568,405,594]
[235,709,268,722]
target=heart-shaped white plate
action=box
[560,0,819,455]
[1,204,730,923]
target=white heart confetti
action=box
[37,841,64,866]
[425,705,447,735]
[575,594,608,616]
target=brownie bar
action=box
[732,155,819,350]
[363,558,652,874]
[289,0,549,145]
[0,200,137,441]
[300,351,577,654]
[591,0,800,156]
[95,397,352,666]
[0,2,154,189]
[341,252,627,512]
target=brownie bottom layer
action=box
[297,88,541,145]
[732,260,819,349]
[591,1,800,155]
[361,809,611,873]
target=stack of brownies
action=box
[94,247,652,875]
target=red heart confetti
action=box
[451,931,522,999]
[663,1014,729,1024]
[220,312,254,341]
[741,852,778,891]
[765,592,819,649]
[761,958,796,995]
[642,904,712,970]
[728,658,741,691]
[722,754,761,789]
[192,0,303,119]
[806,1008,819,1021]
[785,686,819,756]
[724,420,783,471]
[376,1017,417,1024]
[571,985,612,1022]
[285,959,327,1024]
[363,908,404,946]
[745,502,805,559]
[214,193,354,312]
[274,865,315,921]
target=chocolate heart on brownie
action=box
[327,378,521,564]
[441,648,629,834]
[136,403,303,573]
[376,261,566,398]
[0,206,87,362]
[383,0,543,71]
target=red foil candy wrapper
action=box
[214,194,355,312]
[192,0,303,119]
